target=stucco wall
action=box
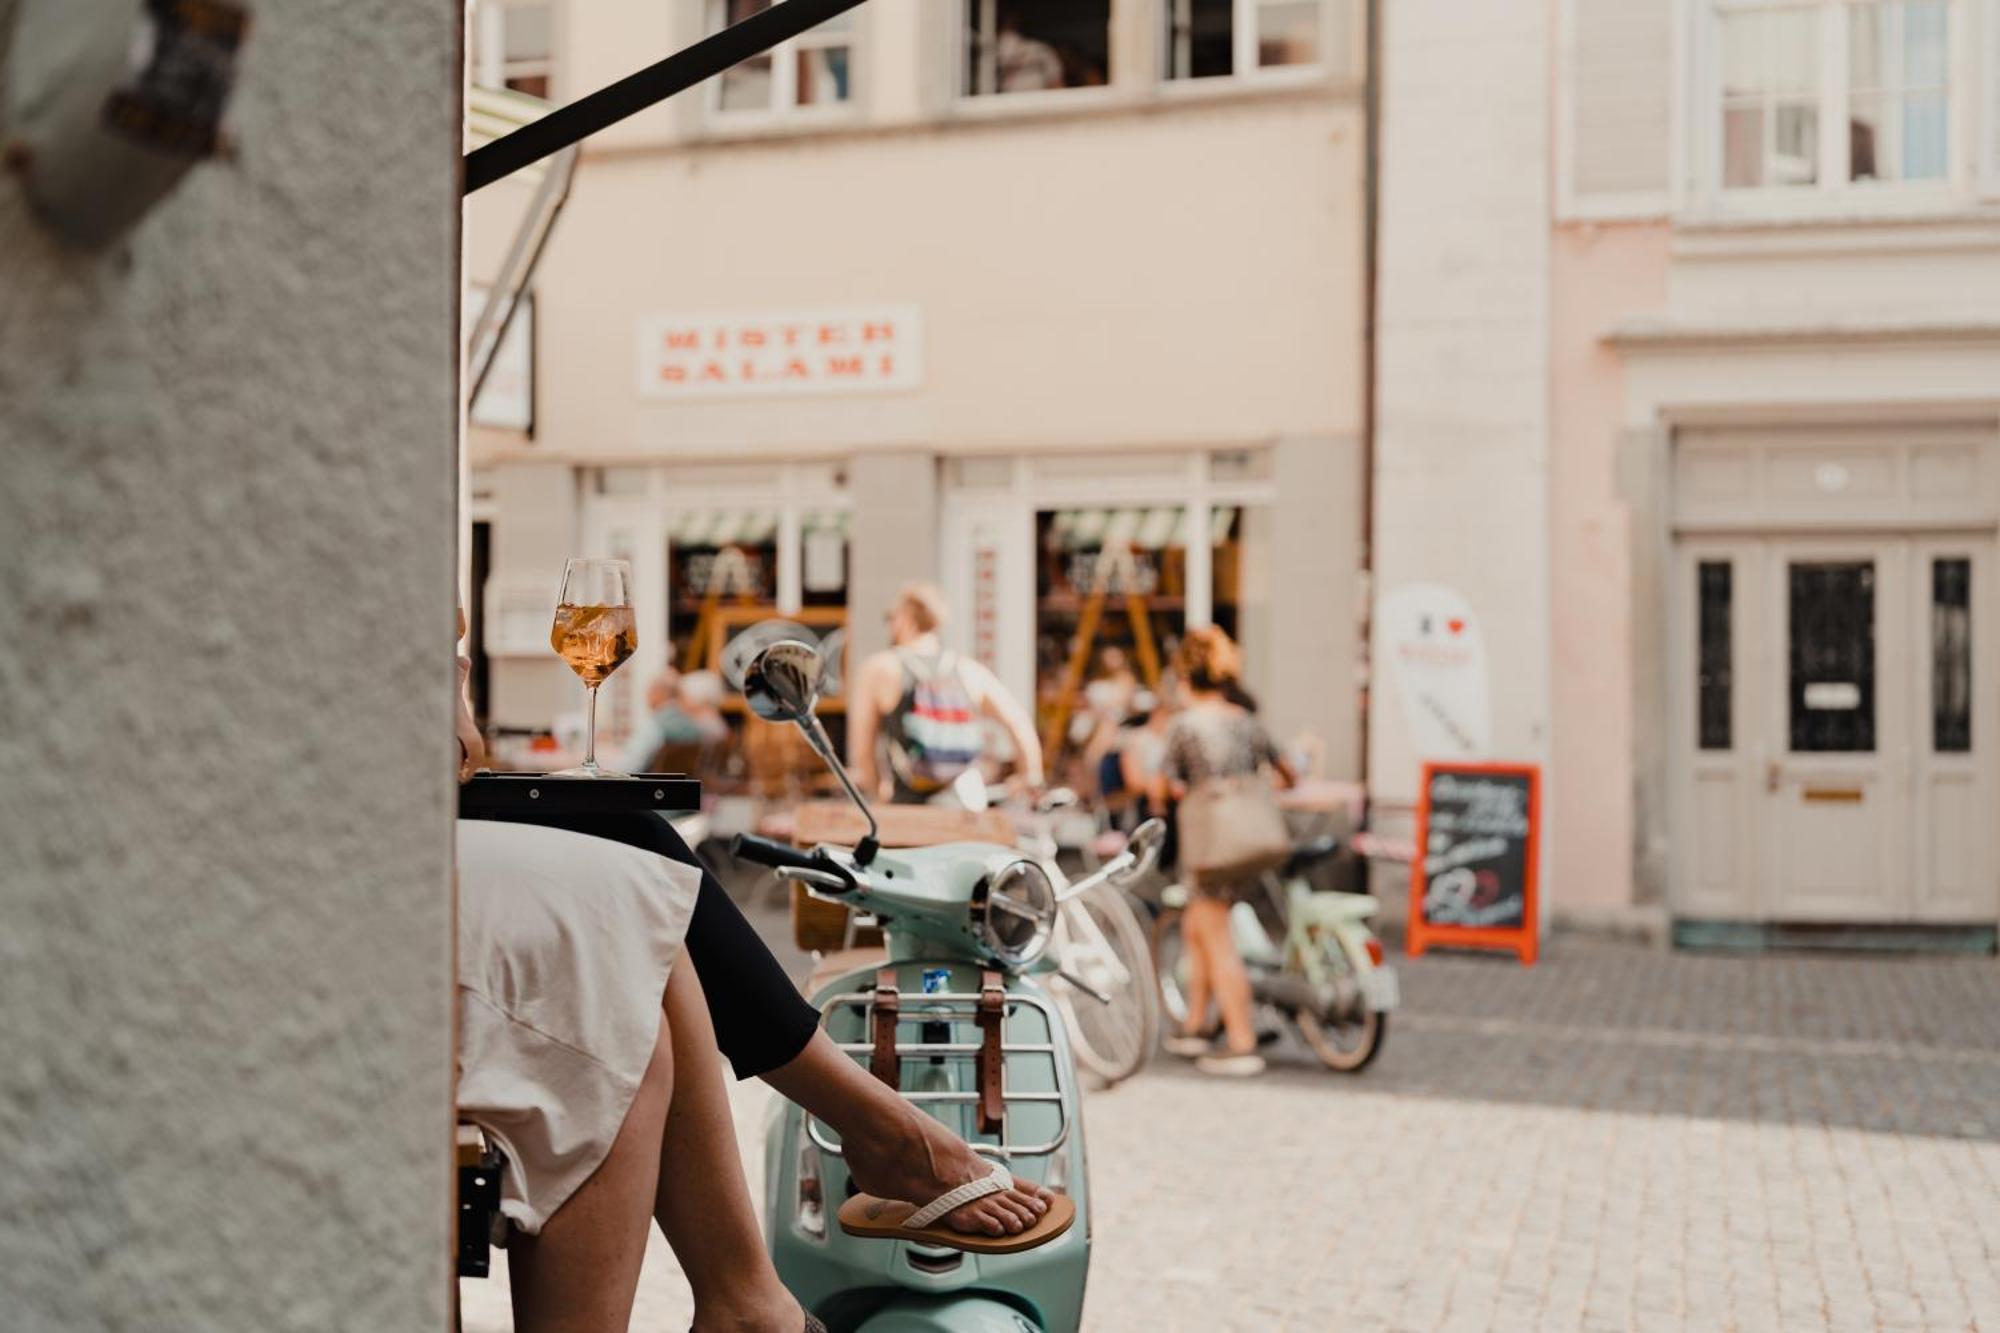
[1549,221,1670,912]
[0,3,461,1328]
[1371,0,1552,809]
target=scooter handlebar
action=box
[732,834,822,872]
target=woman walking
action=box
[1154,627,1295,1077]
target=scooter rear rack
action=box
[809,985,1074,1160]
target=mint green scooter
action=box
[729,641,1163,1333]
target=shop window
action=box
[1034,507,1184,773]
[1166,0,1322,80]
[1696,561,1732,751]
[1932,557,1971,753]
[664,504,851,771]
[472,0,555,99]
[964,0,1112,96]
[1713,1,1949,194]
[714,0,854,113]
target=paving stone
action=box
[459,936,2000,1332]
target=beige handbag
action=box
[1177,772,1291,886]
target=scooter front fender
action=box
[854,1293,1046,1333]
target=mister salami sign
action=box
[637,306,922,399]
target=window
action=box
[472,1,554,99]
[1166,0,1322,80]
[1932,557,1971,752]
[1788,561,1876,753]
[1714,0,1950,193]
[965,0,1111,96]
[1697,561,1733,750]
[714,0,854,114]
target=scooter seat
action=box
[1289,890,1380,927]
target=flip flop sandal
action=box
[836,1162,1075,1255]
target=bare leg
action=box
[655,960,804,1332]
[763,1030,1053,1237]
[1178,899,1216,1040]
[507,1015,672,1333]
[1189,898,1257,1055]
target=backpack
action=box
[887,650,985,796]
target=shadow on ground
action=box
[1190,936,2000,1142]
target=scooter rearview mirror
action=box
[742,639,823,723]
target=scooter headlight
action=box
[978,859,1057,967]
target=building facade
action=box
[467,0,1370,789]
[1377,0,2000,941]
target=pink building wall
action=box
[1549,220,1670,913]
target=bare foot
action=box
[839,1102,1053,1237]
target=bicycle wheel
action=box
[1050,883,1160,1086]
[1290,931,1388,1073]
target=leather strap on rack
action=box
[870,966,901,1089]
[975,969,1006,1135]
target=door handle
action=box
[1766,760,1782,793]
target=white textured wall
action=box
[1371,0,1552,808]
[0,2,461,1328]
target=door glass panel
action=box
[1788,562,1875,752]
[1697,560,1732,750]
[1932,557,1971,753]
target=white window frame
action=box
[707,0,859,120]
[1695,0,1971,216]
[472,0,556,100]
[1161,0,1332,84]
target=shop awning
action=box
[1049,506,1239,551]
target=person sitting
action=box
[454,642,1055,1332]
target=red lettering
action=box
[785,358,811,379]
[878,354,895,378]
[825,356,864,377]
[818,324,845,346]
[741,328,767,348]
[782,325,804,348]
[659,365,686,383]
[699,361,727,382]
[664,331,699,350]
[861,321,895,343]
[740,360,758,380]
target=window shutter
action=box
[1567,0,1674,207]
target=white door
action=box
[1672,534,1997,922]
[1761,540,1908,921]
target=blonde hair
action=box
[894,582,948,635]
[1174,625,1242,692]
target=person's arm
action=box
[965,659,1044,789]
[1255,721,1297,789]
[845,652,893,799]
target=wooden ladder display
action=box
[1038,544,1162,763]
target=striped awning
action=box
[1049,506,1240,551]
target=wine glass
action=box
[549,557,636,777]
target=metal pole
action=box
[463,0,874,195]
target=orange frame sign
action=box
[1406,761,1540,966]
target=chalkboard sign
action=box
[1406,761,1540,965]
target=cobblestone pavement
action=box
[464,933,2000,1333]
